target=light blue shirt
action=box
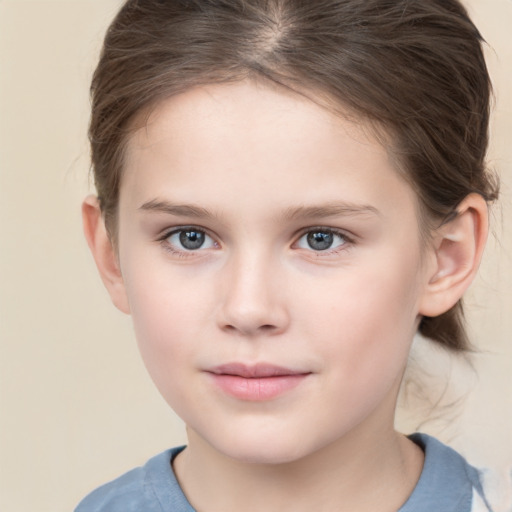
[75,433,491,511]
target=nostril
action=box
[221,323,279,335]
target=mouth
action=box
[205,363,311,401]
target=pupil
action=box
[180,230,205,250]
[307,231,333,251]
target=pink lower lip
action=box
[208,373,309,401]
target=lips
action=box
[205,363,311,401]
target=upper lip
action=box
[207,363,310,378]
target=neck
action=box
[173,426,424,512]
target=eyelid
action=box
[157,224,214,240]
[294,226,355,243]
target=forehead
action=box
[127,80,371,159]
[121,80,420,226]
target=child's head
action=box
[88,0,497,354]
[83,0,497,463]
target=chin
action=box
[226,447,305,465]
[207,429,318,466]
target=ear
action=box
[419,193,488,317]
[82,195,131,314]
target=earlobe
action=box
[82,195,131,314]
[419,193,488,317]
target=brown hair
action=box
[90,0,498,351]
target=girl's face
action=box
[116,80,435,463]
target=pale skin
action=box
[83,80,488,512]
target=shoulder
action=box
[74,446,193,512]
[400,434,493,512]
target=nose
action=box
[216,250,290,337]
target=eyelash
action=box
[157,226,355,258]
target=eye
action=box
[296,229,348,252]
[165,228,217,251]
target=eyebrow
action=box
[139,199,216,219]
[138,199,381,221]
[282,202,381,221]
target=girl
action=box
[77,0,500,510]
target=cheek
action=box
[121,264,207,394]
[301,257,422,381]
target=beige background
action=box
[0,1,511,510]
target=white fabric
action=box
[478,468,512,512]
[472,488,491,512]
